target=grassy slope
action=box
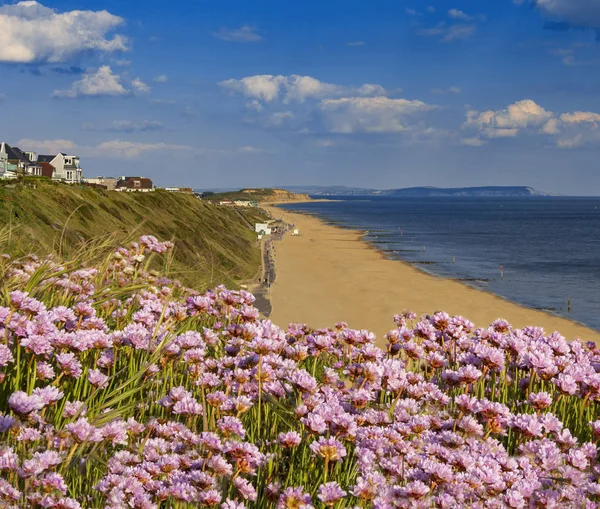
[0,180,266,289]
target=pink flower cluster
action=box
[0,237,599,508]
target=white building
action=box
[53,154,82,183]
[38,153,82,183]
[84,177,118,190]
[0,142,41,178]
[0,143,11,179]
[255,223,272,235]
[234,200,257,207]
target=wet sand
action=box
[264,204,600,345]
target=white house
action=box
[0,143,12,179]
[0,142,42,178]
[39,153,82,183]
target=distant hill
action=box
[382,186,556,197]
[281,185,557,197]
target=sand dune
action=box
[264,205,600,345]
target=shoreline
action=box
[262,202,600,345]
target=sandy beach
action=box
[264,204,600,345]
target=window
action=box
[134,180,141,187]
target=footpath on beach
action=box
[262,204,600,345]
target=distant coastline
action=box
[280,185,559,197]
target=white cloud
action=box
[444,24,477,41]
[52,66,128,98]
[560,111,600,124]
[284,76,345,103]
[153,75,168,83]
[236,146,265,153]
[314,139,335,147]
[431,87,461,95]
[461,137,487,146]
[0,1,127,63]
[221,75,435,137]
[484,128,519,138]
[116,120,162,132]
[132,78,151,94]
[357,84,389,97]
[556,135,584,149]
[549,48,600,67]
[418,22,477,42]
[114,59,131,66]
[102,120,164,133]
[246,100,263,111]
[406,8,420,16]
[465,99,554,138]
[531,0,600,29]
[221,75,286,103]
[541,118,560,134]
[220,74,389,105]
[427,6,436,13]
[464,99,600,148]
[319,96,436,134]
[150,99,176,105]
[448,9,471,20]
[14,138,266,160]
[347,41,366,47]
[214,25,263,43]
[16,138,77,154]
[97,140,195,158]
[265,111,295,127]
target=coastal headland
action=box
[264,203,600,345]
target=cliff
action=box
[206,188,312,203]
[0,179,267,289]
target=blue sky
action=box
[1,0,600,194]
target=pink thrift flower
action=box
[66,418,103,443]
[309,437,347,462]
[87,369,109,388]
[318,482,346,506]
[8,391,44,416]
[278,431,302,448]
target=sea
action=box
[278,196,600,332]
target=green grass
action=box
[0,179,267,289]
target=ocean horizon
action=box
[279,196,600,333]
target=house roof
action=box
[5,145,30,163]
[116,177,154,188]
[37,155,56,163]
